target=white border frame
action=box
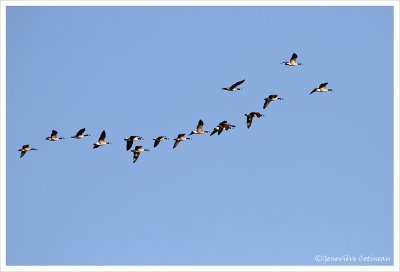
[0,1,398,272]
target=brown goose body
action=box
[281,53,303,66]
[153,136,169,148]
[71,128,90,139]
[131,145,150,163]
[263,94,284,109]
[93,130,111,149]
[124,135,144,151]
[222,79,245,91]
[46,130,65,141]
[245,112,264,128]
[189,119,209,135]
[310,82,334,95]
[173,133,191,148]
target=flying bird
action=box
[210,121,236,136]
[131,146,150,163]
[245,112,264,128]
[189,119,209,135]
[71,128,90,139]
[124,135,144,151]
[173,133,191,149]
[310,82,334,95]
[45,130,65,141]
[222,79,245,91]
[93,130,111,149]
[263,94,284,109]
[153,136,169,148]
[219,120,236,132]
[281,53,303,66]
[18,144,37,158]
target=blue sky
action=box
[6,6,394,265]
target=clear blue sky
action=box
[6,6,394,265]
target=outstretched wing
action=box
[247,115,253,128]
[51,130,58,137]
[76,128,85,136]
[20,151,27,158]
[263,99,271,109]
[22,144,30,149]
[217,125,224,135]
[177,133,185,138]
[229,79,245,89]
[133,152,140,163]
[173,140,180,149]
[99,130,106,141]
[289,53,298,64]
[126,140,133,151]
[154,140,160,148]
[219,120,227,126]
[270,94,278,99]
[197,119,204,132]
[310,88,317,95]
[319,82,328,88]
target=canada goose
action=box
[189,119,209,135]
[281,53,303,66]
[210,121,236,136]
[219,120,236,132]
[222,79,245,91]
[18,144,37,158]
[153,136,169,148]
[263,94,284,109]
[173,133,191,149]
[45,130,65,141]
[245,112,264,128]
[93,130,111,149]
[71,128,90,139]
[310,82,334,95]
[124,135,144,151]
[131,145,150,163]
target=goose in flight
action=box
[173,133,191,149]
[263,94,284,109]
[18,144,37,158]
[281,53,303,66]
[131,146,150,163]
[46,130,65,141]
[245,112,264,128]
[71,128,90,139]
[153,136,169,148]
[210,121,236,136]
[124,135,144,151]
[189,119,209,135]
[222,79,245,91]
[310,82,334,95]
[93,130,111,149]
